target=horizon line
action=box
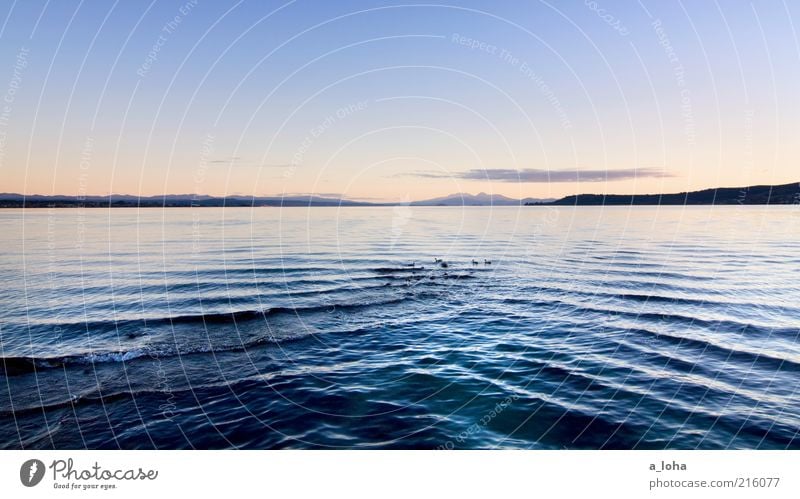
[3,179,800,204]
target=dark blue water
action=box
[1,206,799,449]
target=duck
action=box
[484,259,492,265]
[471,259,479,265]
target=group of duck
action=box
[406,258,492,269]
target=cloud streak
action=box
[408,167,672,183]
[208,156,293,168]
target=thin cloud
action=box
[209,156,243,164]
[406,167,672,183]
[208,156,293,168]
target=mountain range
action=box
[0,192,554,207]
[409,192,555,206]
[0,193,371,208]
[1,182,798,208]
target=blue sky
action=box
[1,0,798,200]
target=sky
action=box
[0,0,798,202]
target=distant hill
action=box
[0,193,371,208]
[2,182,798,208]
[411,192,555,206]
[540,182,800,206]
[0,192,554,208]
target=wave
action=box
[600,291,800,316]
[0,383,180,417]
[502,293,799,339]
[0,294,425,376]
[0,374,298,417]
[616,326,800,373]
[14,293,416,334]
[1,335,291,377]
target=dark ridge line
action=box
[2,181,799,207]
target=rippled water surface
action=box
[1,206,799,449]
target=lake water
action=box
[1,206,799,449]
